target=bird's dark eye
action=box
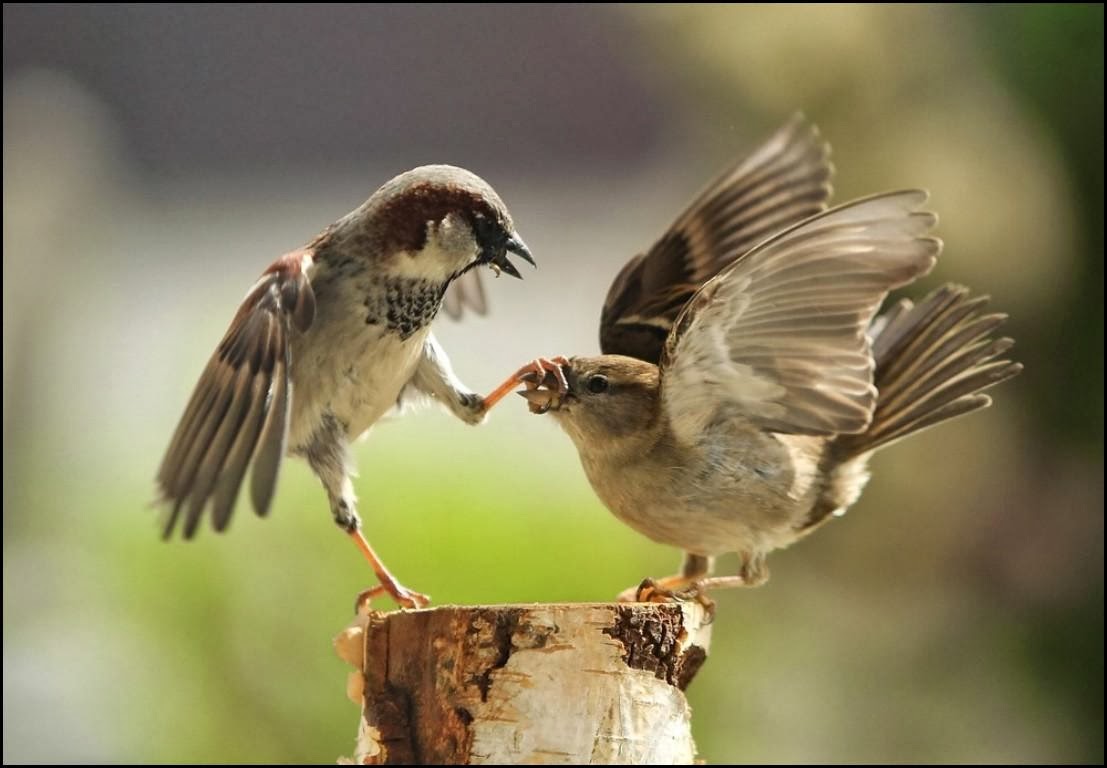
[587,374,609,394]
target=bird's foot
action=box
[346,528,431,611]
[354,579,431,613]
[516,357,571,414]
[478,356,571,413]
[516,356,571,392]
[617,576,716,612]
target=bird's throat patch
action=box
[362,275,446,339]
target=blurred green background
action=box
[3,4,1102,763]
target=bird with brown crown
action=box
[506,116,1022,602]
[156,165,535,608]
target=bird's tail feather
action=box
[835,283,1022,460]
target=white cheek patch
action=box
[388,215,479,281]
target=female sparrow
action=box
[510,119,1021,600]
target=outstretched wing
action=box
[660,191,940,444]
[156,249,315,538]
[600,114,834,364]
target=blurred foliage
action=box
[3,4,1102,764]
[974,4,1104,452]
[971,8,1104,762]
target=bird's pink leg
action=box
[617,553,756,606]
[350,530,430,611]
[617,574,702,603]
[478,356,570,411]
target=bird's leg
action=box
[617,553,713,603]
[480,356,571,412]
[332,500,430,611]
[408,333,488,426]
[402,336,571,420]
[694,575,750,590]
[303,415,430,611]
[347,526,431,611]
[629,552,770,601]
[735,551,769,587]
[616,553,766,609]
[406,336,568,422]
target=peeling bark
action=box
[335,603,712,765]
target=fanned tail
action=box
[835,283,1023,459]
[799,283,1022,534]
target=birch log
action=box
[334,602,712,765]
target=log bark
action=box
[334,602,712,765]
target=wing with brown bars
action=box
[156,250,315,538]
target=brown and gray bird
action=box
[513,117,1022,599]
[156,165,534,608]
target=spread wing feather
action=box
[156,250,314,537]
[660,191,940,443]
[600,114,834,363]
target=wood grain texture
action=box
[335,603,712,765]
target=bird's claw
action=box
[355,582,431,613]
[617,577,717,615]
[479,356,570,413]
[389,584,431,610]
[354,585,386,614]
[517,356,571,393]
[617,577,687,604]
[516,357,571,414]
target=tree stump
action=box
[334,602,712,765]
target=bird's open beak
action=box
[518,387,563,414]
[488,234,535,279]
[516,363,571,413]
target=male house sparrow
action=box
[514,118,1022,599]
[156,165,534,608]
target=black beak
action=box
[488,234,535,279]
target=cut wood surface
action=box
[335,602,713,765]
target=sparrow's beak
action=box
[516,363,571,414]
[518,388,562,414]
[488,234,535,279]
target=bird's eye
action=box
[587,374,609,394]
